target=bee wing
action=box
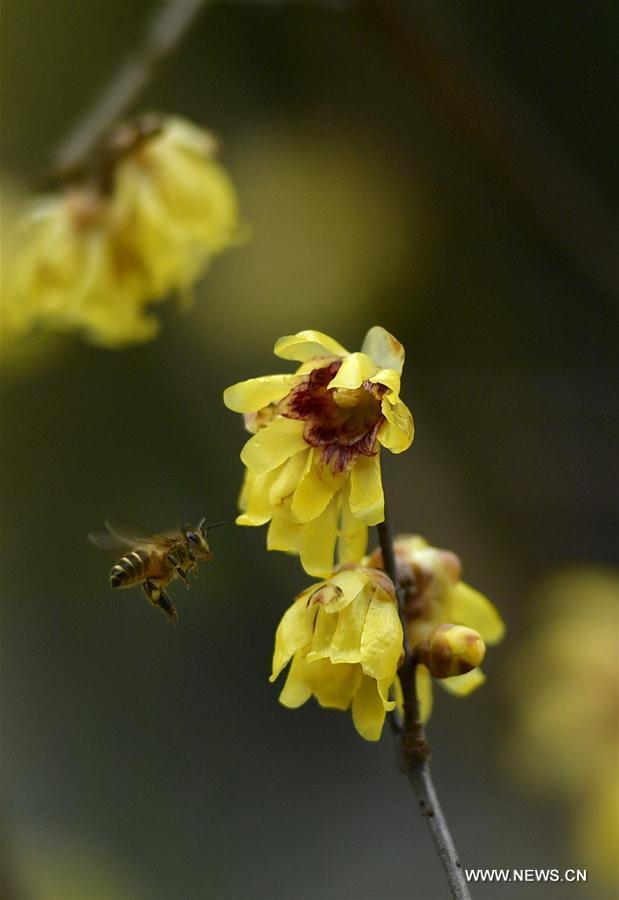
[88,530,129,551]
[104,518,171,547]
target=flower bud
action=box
[415,623,485,678]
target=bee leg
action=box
[168,553,191,589]
[157,590,179,623]
[142,579,179,623]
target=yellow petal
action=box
[311,661,362,710]
[291,449,346,523]
[267,505,302,553]
[278,655,313,708]
[307,607,339,660]
[376,675,397,711]
[324,569,370,611]
[274,330,349,362]
[326,587,372,664]
[393,675,404,716]
[378,399,414,453]
[223,374,294,413]
[298,497,339,577]
[416,664,434,723]
[270,600,317,681]
[268,450,308,508]
[337,490,368,565]
[439,667,486,696]
[327,352,377,390]
[360,590,403,681]
[369,368,401,396]
[307,568,368,615]
[448,582,505,645]
[240,416,307,473]
[361,326,405,374]
[349,453,384,525]
[351,674,387,741]
[238,467,280,525]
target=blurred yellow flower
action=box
[224,327,414,576]
[270,565,403,741]
[5,115,240,347]
[508,567,618,889]
[111,116,240,298]
[367,534,504,721]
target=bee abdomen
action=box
[109,549,149,589]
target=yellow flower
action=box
[111,116,240,297]
[507,567,618,889]
[224,327,414,576]
[367,534,504,721]
[270,565,403,741]
[6,189,157,347]
[5,115,240,347]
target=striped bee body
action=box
[109,548,168,590]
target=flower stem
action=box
[376,513,472,900]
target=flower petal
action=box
[274,330,349,362]
[327,352,377,390]
[268,450,309,508]
[240,416,307,473]
[311,661,362,710]
[270,601,317,681]
[351,674,387,741]
[278,655,313,708]
[325,587,372,664]
[416,665,434,723]
[237,467,280,525]
[267,504,302,553]
[349,453,384,526]
[439,667,486,696]
[223,374,295,413]
[448,582,505,645]
[291,449,346,523]
[324,569,370,611]
[361,326,405,374]
[360,590,403,681]
[337,491,368,566]
[378,399,414,453]
[369,368,401,397]
[298,497,339,577]
[307,607,339,660]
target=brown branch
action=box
[377,511,472,900]
[52,0,209,179]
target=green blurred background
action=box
[1,2,617,898]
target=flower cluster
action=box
[271,565,403,740]
[224,327,414,576]
[367,535,504,721]
[226,329,504,741]
[6,115,240,347]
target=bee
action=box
[89,517,223,622]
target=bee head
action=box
[184,517,225,560]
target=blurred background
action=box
[1,1,617,898]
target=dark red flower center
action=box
[279,361,386,472]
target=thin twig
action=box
[377,510,472,900]
[52,0,209,178]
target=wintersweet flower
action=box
[508,568,618,888]
[110,115,240,297]
[270,565,403,741]
[367,534,504,721]
[6,188,157,347]
[223,327,414,576]
[6,115,240,347]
